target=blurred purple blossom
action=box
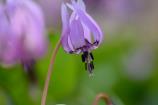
[0,0,47,66]
[61,0,103,73]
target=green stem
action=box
[41,39,62,105]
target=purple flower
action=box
[0,0,47,67]
[61,0,103,73]
[0,6,17,66]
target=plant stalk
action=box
[41,39,62,105]
[93,93,113,105]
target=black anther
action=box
[90,53,94,60]
[81,54,85,62]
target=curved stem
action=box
[41,39,62,105]
[93,93,113,105]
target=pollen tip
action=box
[89,73,94,78]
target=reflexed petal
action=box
[77,0,86,11]
[82,22,91,43]
[68,36,75,51]
[69,12,76,24]
[61,3,74,53]
[69,19,85,50]
[72,2,103,45]
[66,3,74,11]
[67,0,86,11]
[61,3,69,33]
[61,30,75,53]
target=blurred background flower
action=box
[0,0,158,105]
[0,0,47,66]
[0,0,48,87]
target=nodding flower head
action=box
[0,0,47,67]
[61,0,103,74]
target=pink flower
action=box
[0,0,47,67]
[61,0,103,73]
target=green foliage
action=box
[0,31,157,105]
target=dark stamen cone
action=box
[81,51,95,74]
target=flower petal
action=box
[66,3,74,11]
[77,0,86,11]
[61,3,69,33]
[61,3,74,53]
[69,12,76,24]
[69,18,85,50]
[0,7,18,65]
[81,22,91,43]
[61,31,75,53]
[72,2,103,45]
[23,0,45,28]
[7,0,47,58]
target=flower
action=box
[0,0,47,67]
[0,6,17,65]
[61,0,103,74]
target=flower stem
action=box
[93,93,113,105]
[41,39,62,105]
